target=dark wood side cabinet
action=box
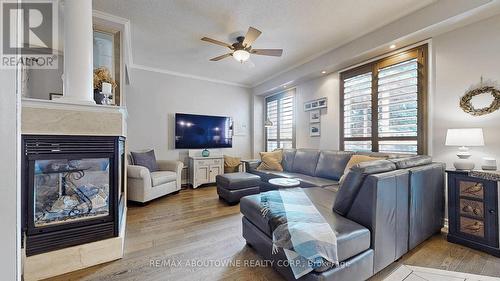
[447,170,500,257]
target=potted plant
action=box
[93,67,117,104]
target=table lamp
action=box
[445,128,484,170]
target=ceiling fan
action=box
[201,27,283,63]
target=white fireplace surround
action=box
[21,100,128,281]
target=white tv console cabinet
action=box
[189,155,224,188]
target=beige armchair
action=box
[127,160,183,203]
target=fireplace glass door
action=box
[33,158,110,227]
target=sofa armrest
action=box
[406,163,445,250]
[127,165,152,203]
[157,160,183,190]
[157,160,183,173]
[346,169,409,274]
[244,160,261,171]
[127,165,150,179]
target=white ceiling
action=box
[93,0,436,87]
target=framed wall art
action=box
[310,123,321,137]
[304,97,327,111]
[309,109,320,123]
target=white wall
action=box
[432,14,500,169]
[0,69,21,280]
[251,95,265,158]
[294,74,340,150]
[259,14,500,169]
[126,68,253,163]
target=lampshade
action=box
[445,128,484,146]
[233,50,250,63]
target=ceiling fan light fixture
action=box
[202,27,282,62]
[233,49,250,63]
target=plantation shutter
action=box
[266,99,279,151]
[340,45,427,155]
[377,58,419,153]
[266,91,295,151]
[342,71,373,152]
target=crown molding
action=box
[129,63,251,88]
[93,10,129,25]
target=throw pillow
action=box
[130,150,159,172]
[224,155,241,173]
[338,155,383,186]
[256,150,283,171]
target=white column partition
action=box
[60,0,95,104]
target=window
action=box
[340,45,427,154]
[93,26,122,105]
[265,90,296,151]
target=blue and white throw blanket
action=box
[260,188,339,279]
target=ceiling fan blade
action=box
[201,37,234,49]
[242,27,262,47]
[251,49,283,57]
[209,53,232,61]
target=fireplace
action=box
[22,135,125,256]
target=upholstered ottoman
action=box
[216,172,261,204]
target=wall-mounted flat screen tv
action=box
[175,113,233,149]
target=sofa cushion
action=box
[389,155,432,169]
[130,150,159,172]
[253,170,294,178]
[281,149,297,172]
[350,159,397,175]
[250,170,339,188]
[354,151,412,159]
[151,171,177,186]
[291,149,320,176]
[334,160,396,215]
[272,172,338,188]
[257,150,283,171]
[343,155,385,174]
[289,173,339,188]
[315,151,354,181]
[216,172,261,190]
[339,155,384,186]
[240,187,371,262]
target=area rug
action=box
[384,265,500,281]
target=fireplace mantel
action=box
[21,98,127,137]
[22,98,128,113]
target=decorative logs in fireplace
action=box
[22,135,125,256]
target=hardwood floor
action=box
[48,186,500,281]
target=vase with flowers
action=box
[93,67,117,105]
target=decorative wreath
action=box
[460,86,500,116]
